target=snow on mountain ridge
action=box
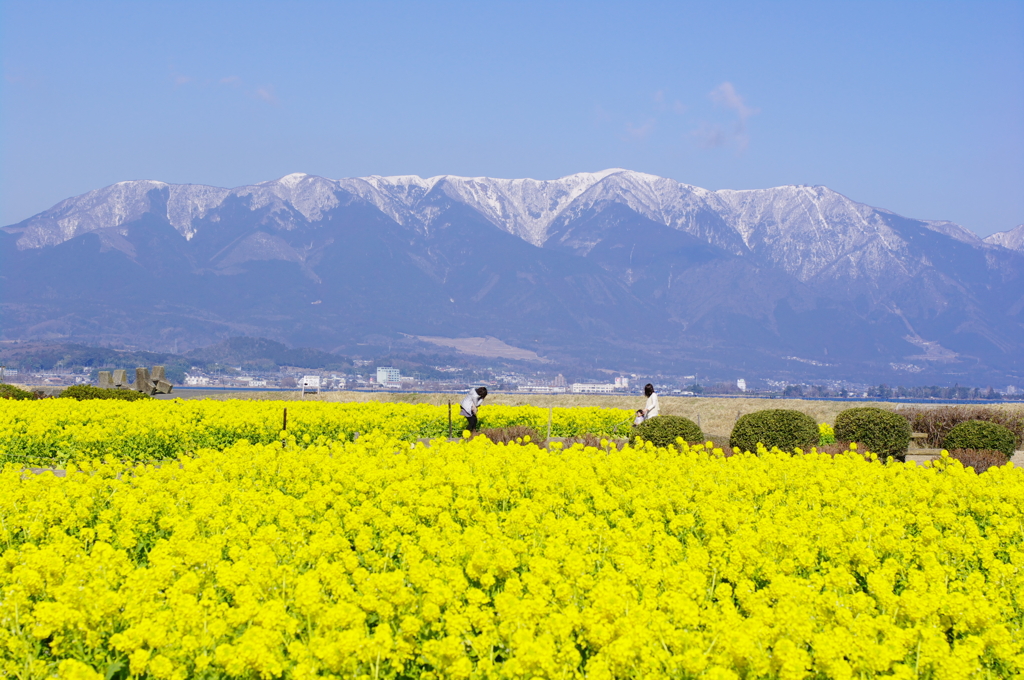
[984,224,1024,252]
[709,184,916,282]
[0,170,898,251]
[3,180,233,246]
[544,171,734,249]
[165,184,233,239]
[4,171,1002,290]
[352,168,631,244]
[239,174,345,224]
[919,220,984,246]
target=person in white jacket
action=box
[460,386,488,432]
[640,383,659,421]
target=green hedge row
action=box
[58,385,151,401]
[719,405,1018,462]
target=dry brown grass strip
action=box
[946,449,1009,473]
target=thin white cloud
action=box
[691,122,726,148]
[220,76,241,86]
[624,119,656,141]
[652,89,688,116]
[697,82,760,152]
[709,82,758,126]
[255,85,278,105]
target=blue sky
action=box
[2,0,1022,236]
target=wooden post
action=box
[448,401,452,438]
[547,407,552,440]
[282,408,287,448]
[697,414,701,429]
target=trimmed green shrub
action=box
[729,409,818,453]
[944,420,1017,460]
[0,383,35,400]
[59,385,152,401]
[633,415,703,448]
[834,407,911,459]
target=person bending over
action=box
[640,383,659,421]
[460,386,488,432]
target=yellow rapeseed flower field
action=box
[0,400,634,467]
[1,409,1022,678]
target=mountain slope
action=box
[3,170,1022,381]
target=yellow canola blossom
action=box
[0,400,633,467]
[1,437,1022,679]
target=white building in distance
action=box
[614,376,630,389]
[571,383,615,394]
[519,385,567,394]
[737,378,747,392]
[376,366,401,388]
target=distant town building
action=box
[1007,385,1019,396]
[519,385,567,394]
[301,376,321,395]
[553,374,567,387]
[737,378,747,392]
[377,367,401,387]
[614,376,629,389]
[571,383,615,394]
[184,373,210,386]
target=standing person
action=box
[640,383,659,421]
[460,386,488,432]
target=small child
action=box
[633,409,645,427]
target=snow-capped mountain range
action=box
[2,170,1022,381]
[10,169,1021,280]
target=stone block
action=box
[112,369,128,387]
[154,379,173,394]
[906,448,944,466]
[98,371,113,389]
[151,365,166,382]
[135,367,154,394]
